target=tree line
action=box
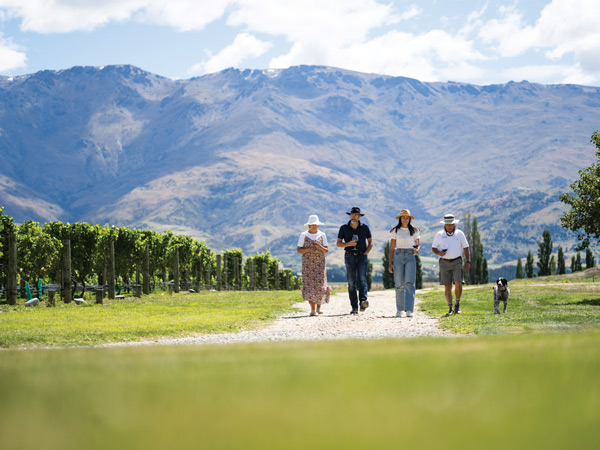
[515,229,596,279]
[0,208,299,305]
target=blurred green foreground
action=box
[1,332,599,450]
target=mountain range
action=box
[1,64,599,272]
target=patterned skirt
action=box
[301,235,331,304]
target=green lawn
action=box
[1,333,599,450]
[0,290,301,348]
[418,280,600,334]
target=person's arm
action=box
[337,238,357,249]
[432,234,446,256]
[364,237,373,255]
[388,239,396,273]
[463,247,471,271]
[413,238,421,255]
[314,241,329,254]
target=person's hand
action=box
[465,261,471,271]
[438,250,446,256]
[388,265,393,273]
[347,240,357,247]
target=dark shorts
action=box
[439,257,463,285]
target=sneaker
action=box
[309,311,317,316]
[454,303,461,315]
[396,310,403,318]
[444,310,453,317]
[406,311,413,318]
[350,309,358,315]
[359,300,369,311]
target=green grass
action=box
[418,280,600,334]
[1,333,599,450]
[0,290,301,348]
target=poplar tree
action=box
[516,257,524,279]
[537,229,553,276]
[586,248,595,269]
[557,246,566,275]
[549,255,556,275]
[416,255,423,289]
[576,252,583,271]
[382,241,394,289]
[464,215,487,285]
[526,251,535,278]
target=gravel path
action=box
[103,289,452,347]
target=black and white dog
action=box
[493,278,510,314]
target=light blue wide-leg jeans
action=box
[393,249,416,312]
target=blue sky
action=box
[0,0,599,86]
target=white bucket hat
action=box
[305,215,324,226]
[440,213,459,225]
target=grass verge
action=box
[418,280,600,334]
[0,333,599,450]
[0,290,301,348]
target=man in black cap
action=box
[336,207,373,314]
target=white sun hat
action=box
[440,213,459,225]
[305,215,324,226]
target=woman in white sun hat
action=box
[297,215,331,316]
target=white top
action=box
[390,227,420,249]
[298,230,328,247]
[432,229,469,260]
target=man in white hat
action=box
[432,214,471,316]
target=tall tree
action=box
[481,258,489,284]
[526,251,535,278]
[549,255,556,275]
[464,215,486,285]
[575,252,583,272]
[516,257,524,279]
[382,241,394,289]
[560,131,600,250]
[537,230,553,276]
[415,255,423,289]
[585,248,595,269]
[557,246,566,275]
[571,255,577,273]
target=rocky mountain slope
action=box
[1,64,599,269]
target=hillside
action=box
[1,64,599,269]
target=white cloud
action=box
[228,0,402,46]
[0,0,232,33]
[188,32,272,75]
[0,33,26,71]
[478,0,600,75]
[501,64,597,86]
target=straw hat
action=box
[395,209,414,219]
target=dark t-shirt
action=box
[337,221,372,254]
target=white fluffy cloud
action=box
[188,32,272,75]
[478,0,600,77]
[0,0,232,33]
[0,33,26,71]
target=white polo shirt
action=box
[432,229,469,260]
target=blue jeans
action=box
[393,249,416,312]
[345,253,368,309]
